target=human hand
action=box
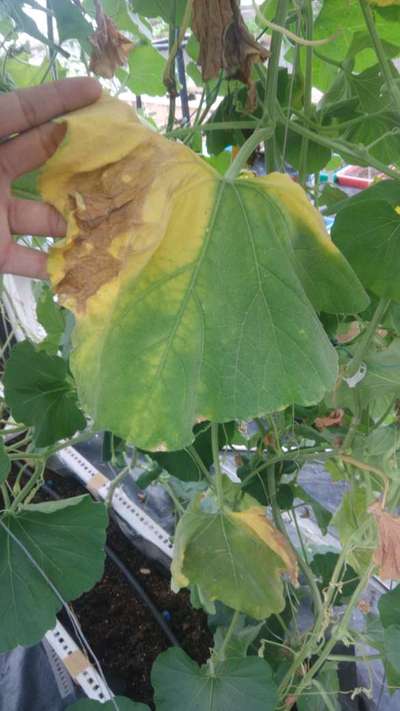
[0,77,101,279]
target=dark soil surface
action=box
[37,469,213,708]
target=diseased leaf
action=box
[40,95,367,452]
[89,0,133,78]
[0,496,107,652]
[3,341,86,447]
[171,501,297,620]
[314,409,344,431]
[192,0,269,105]
[369,501,400,579]
[151,647,278,711]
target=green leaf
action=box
[8,2,53,46]
[67,697,149,711]
[312,0,400,91]
[151,647,278,711]
[294,486,332,534]
[297,662,340,711]
[0,440,11,486]
[359,339,400,405]
[379,585,400,628]
[277,124,331,174]
[213,616,264,660]
[384,626,400,674]
[311,552,359,604]
[3,341,86,447]
[171,501,297,620]
[142,422,234,482]
[130,0,187,23]
[318,184,348,216]
[52,0,92,47]
[0,496,107,652]
[11,170,41,201]
[126,44,166,96]
[332,487,373,571]
[36,285,66,355]
[332,182,400,300]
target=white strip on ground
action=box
[57,446,173,558]
[45,620,113,703]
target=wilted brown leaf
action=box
[369,501,400,579]
[314,408,344,431]
[89,0,134,79]
[192,0,269,105]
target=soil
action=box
[37,469,213,709]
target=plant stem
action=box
[162,479,185,515]
[211,423,224,509]
[166,120,258,138]
[340,390,361,453]
[298,0,313,187]
[327,653,381,663]
[225,127,273,180]
[241,446,328,488]
[267,466,322,616]
[359,0,400,110]
[264,0,290,172]
[291,563,375,701]
[10,461,45,512]
[105,465,130,508]
[186,445,213,484]
[217,610,241,662]
[1,484,10,509]
[275,104,400,179]
[345,297,390,379]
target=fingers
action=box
[8,198,66,238]
[0,122,66,179]
[0,77,101,138]
[0,242,48,279]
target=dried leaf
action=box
[192,0,269,105]
[369,501,400,579]
[89,0,133,79]
[314,409,344,431]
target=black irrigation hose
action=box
[39,480,181,649]
[104,544,180,648]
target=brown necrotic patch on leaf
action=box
[56,142,163,314]
[89,0,134,79]
[369,501,400,579]
[192,0,269,105]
